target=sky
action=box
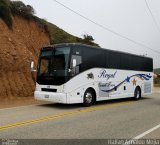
[21,0,160,68]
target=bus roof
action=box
[42,43,153,60]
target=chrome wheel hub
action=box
[85,92,92,103]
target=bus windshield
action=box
[37,47,71,85]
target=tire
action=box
[134,87,141,100]
[83,89,95,107]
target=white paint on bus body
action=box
[35,68,153,104]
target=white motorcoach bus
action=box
[31,43,153,106]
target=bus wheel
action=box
[83,89,95,107]
[134,87,141,100]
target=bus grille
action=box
[41,88,57,92]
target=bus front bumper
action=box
[34,91,67,104]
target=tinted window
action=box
[73,45,153,72]
[106,51,121,69]
[106,50,153,72]
[81,46,106,71]
[37,47,71,85]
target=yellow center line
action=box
[0,101,132,131]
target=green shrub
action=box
[10,1,35,20]
[0,0,12,28]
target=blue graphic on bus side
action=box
[101,74,152,93]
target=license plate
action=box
[44,95,49,98]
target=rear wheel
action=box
[134,87,141,100]
[83,89,95,107]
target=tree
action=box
[81,33,100,46]
[82,34,94,42]
[11,1,35,19]
[83,34,94,42]
[0,0,12,28]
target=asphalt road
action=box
[0,92,160,143]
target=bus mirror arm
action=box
[30,61,37,82]
[68,59,77,74]
[72,59,77,68]
[31,61,37,72]
[68,59,77,73]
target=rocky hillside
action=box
[0,16,50,100]
[0,0,99,100]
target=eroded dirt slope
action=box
[0,16,50,100]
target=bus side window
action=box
[70,55,82,75]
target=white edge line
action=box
[123,124,160,145]
[133,124,160,139]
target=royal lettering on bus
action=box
[98,69,117,80]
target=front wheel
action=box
[83,89,95,107]
[134,87,141,100]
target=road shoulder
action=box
[0,97,45,109]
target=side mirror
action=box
[31,61,36,72]
[31,61,37,82]
[72,59,77,68]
